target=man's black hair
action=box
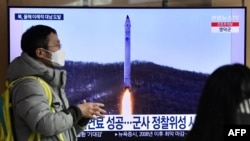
[21,25,57,58]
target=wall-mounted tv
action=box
[8,6,246,141]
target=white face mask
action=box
[42,49,65,67]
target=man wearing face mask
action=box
[7,25,106,141]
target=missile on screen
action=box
[124,15,131,89]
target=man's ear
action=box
[36,48,44,58]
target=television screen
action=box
[8,6,246,141]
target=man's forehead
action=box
[48,33,60,44]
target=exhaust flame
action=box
[121,88,133,115]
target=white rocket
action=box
[124,15,131,89]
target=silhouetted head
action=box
[186,63,250,141]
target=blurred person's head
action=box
[186,63,250,141]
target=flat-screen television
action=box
[8,6,246,141]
